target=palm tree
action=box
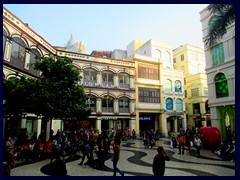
[204,4,235,46]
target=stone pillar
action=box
[159,113,166,137]
[25,50,30,70]
[135,110,140,137]
[130,75,135,89]
[97,71,102,84]
[96,117,102,134]
[46,120,51,141]
[174,118,178,133]
[114,98,119,113]
[96,97,102,113]
[182,115,187,131]
[114,73,118,87]
[4,37,12,61]
[130,99,135,115]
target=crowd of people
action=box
[3,127,138,176]
[3,126,235,176]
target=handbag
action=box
[190,141,193,147]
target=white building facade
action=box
[200,6,235,138]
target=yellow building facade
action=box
[173,44,209,130]
[126,40,186,136]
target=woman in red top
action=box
[112,138,124,176]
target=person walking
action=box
[177,129,186,154]
[152,146,170,176]
[112,138,124,176]
[194,134,202,157]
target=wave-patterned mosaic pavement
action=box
[11,138,235,176]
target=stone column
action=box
[96,117,102,133]
[159,113,166,137]
[135,110,140,137]
[4,37,12,61]
[130,75,135,89]
[25,49,30,70]
[174,118,178,133]
[114,73,118,87]
[97,71,102,84]
[114,98,119,113]
[96,97,102,113]
[130,99,135,115]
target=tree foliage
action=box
[205,4,235,46]
[3,56,91,121]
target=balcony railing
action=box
[119,108,130,113]
[102,107,114,113]
[119,83,130,88]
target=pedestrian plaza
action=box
[11,138,235,176]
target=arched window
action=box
[175,80,182,92]
[118,73,130,88]
[29,48,42,76]
[3,29,7,54]
[209,15,220,32]
[102,95,114,112]
[86,95,97,112]
[102,70,114,86]
[10,37,27,68]
[166,98,173,110]
[176,98,183,111]
[84,68,97,84]
[30,48,41,64]
[119,97,130,113]
[153,49,161,59]
[163,51,171,63]
[164,79,172,92]
[215,73,229,98]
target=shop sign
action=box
[78,81,120,88]
[139,117,151,120]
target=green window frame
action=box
[212,43,224,66]
[215,73,229,98]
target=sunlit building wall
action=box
[200,6,235,138]
[173,44,209,130]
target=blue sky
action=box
[3,4,208,54]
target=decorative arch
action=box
[6,74,21,80]
[72,63,82,70]
[82,65,99,72]
[163,51,171,62]
[11,34,29,47]
[100,67,116,74]
[117,94,132,99]
[154,49,162,58]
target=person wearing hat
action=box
[152,146,170,176]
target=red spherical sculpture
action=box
[199,127,221,147]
